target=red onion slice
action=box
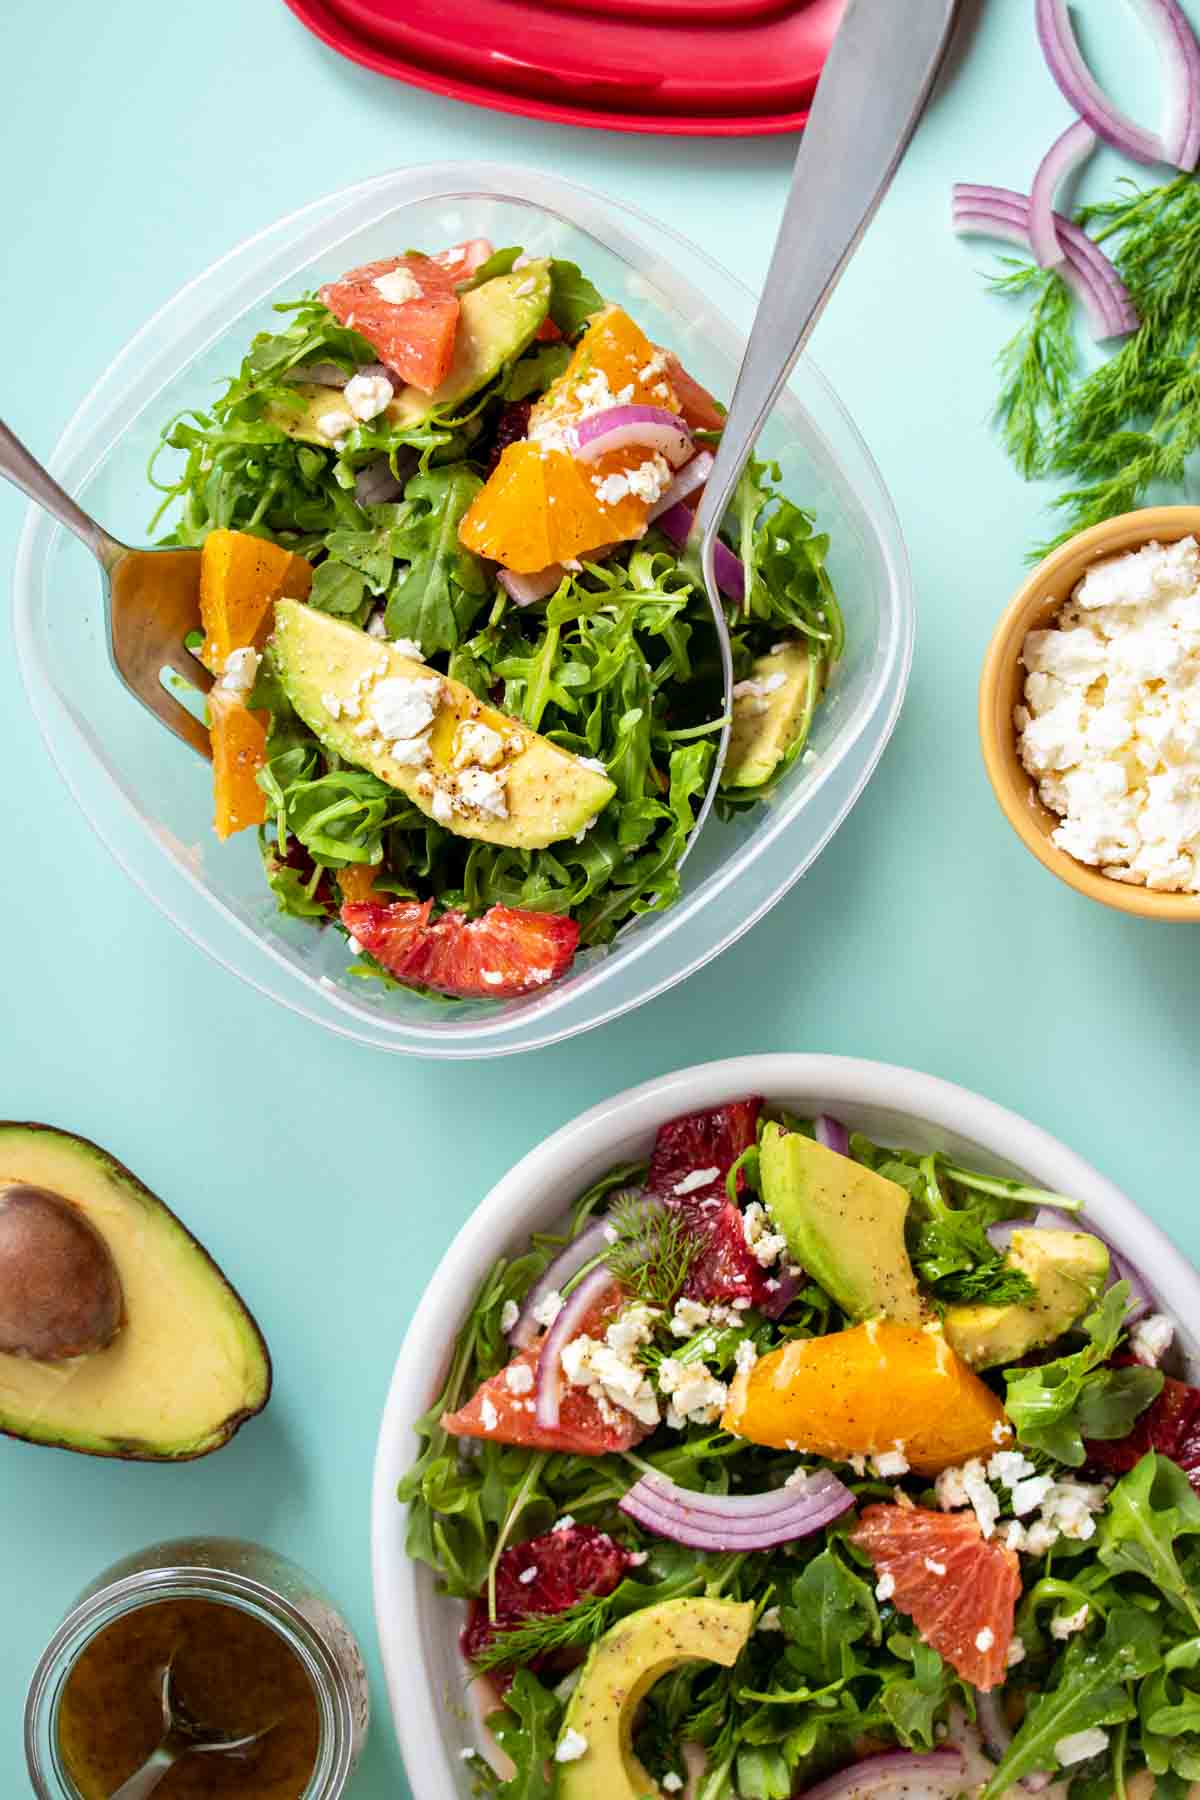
[974,1689,1052,1792]
[571,404,693,468]
[498,565,564,606]
[1135,0,1200,169]
[953,188,1139,341]
[985,1206,1153,1320]
[815,1114,851,1158]
[285,359,391,389]
[507,1196,654,1349]
[654,502,746,602]
[1036,0,1168,166]
[1030,120,1096,267]
[759,1268,804,1319]
[649,448,715,523]
[619,1466,854,1551]
[355,451,417,506]
[795,1746,967,1798]
[534,1266,619,1431]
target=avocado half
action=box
[0,1123,271,1460]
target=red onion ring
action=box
[794,1746,967,1799]
[355,451,416,506]
[954,184,1138,323]
[571,404,693,468]
[815,1114,851,1158]
[619,1466,854,1551]
[507,1195,654,1349]
[498,565,564,606]
[648,448,715,523]
[653,502,746,602]
[953,188,1139,341]
[985,1206,1153,1321]
[1134,0,1200,168]
[534,1266,618,1431]
[1036,0,1168,166]
[1030,120,1096,268]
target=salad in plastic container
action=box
[398,1093,1198,1798]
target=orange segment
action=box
[199,530,312,674]
[459,306,687,574]
[210,689,268,840]
[722,1321,1012,1476]
[337,864,379,904]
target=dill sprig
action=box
[470,1590,617,1672]
[980,173,1200,555]
[603,1194,705,1309]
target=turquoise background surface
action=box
[2,0,1197,1792]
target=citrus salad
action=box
[151,240,842,1002]
[401,1097,1199,1797]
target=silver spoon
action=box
[681,0,961,858]
[109,1660,273,1800]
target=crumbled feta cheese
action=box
[657,1357,727,1428]
[219,646,261,694]
[924,1557,947,1576]
[460,1746,478,1760]
[481,970,504,986]
[874,1572,895,1602]
[987,1450,1037,1489]
[848,1454,867,1477]
[499,1299,519,1333]
[455,766,509,819]
[672,1168,720,1197]
[669,1297,712,1337]
[871,1447,911,1479]
[369,675,442,741]
[373,267,422,304]
[315,406,355,446]
[638,351,669,382]
[518,1565,538,1585]
[961,1459,1001,1539]
[1050,1602,1090,1639]
[347,935,363,956]
[935,1464,969,1510]
[480,1396,498,1432]
[453,720,505,770]
[554,1728,589,1764]
[366,611,389,639]
[1040,1478,1108,1541]
[661,1775,684,1793]
[578,755,608,774]
[504,1362,535,1396]
[388,736,433,768]
[553,1515,575,1532]
[1010,1474,1055,1517]
[605,1303,659,1359]
[1017,537,1200,890]
[741,1202,788,1268]
[391,636,424,661]
[975,1627,995,1652]
[1130,1311,1175,1367]
[756,1607,783,1633]
[344,371,394,421]
[532,1291,564,1328]
[1054,1726,1109,1767]
[561,1332,660,1428]
[1023,1519,1060,1557]
[1006,1636,1027,1667]
[734,1338,759,1376]
[430,787,456,826]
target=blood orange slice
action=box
[851,1504,1021,1690]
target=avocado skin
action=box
[266,263,553,446]
[943,1227,1111,1370]
[0,1122,271,1461]
[759,1122,925,1325]
[556,1597,753,1800]
[722,642,816,790]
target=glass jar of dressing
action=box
[25,1538,369,1800]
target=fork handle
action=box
[693,0,960,557]
[0,417,123,571]
[108,1743,179,1800]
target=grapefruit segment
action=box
[851,1504,1021,1690]
[443,1284,650,1456]
[461,1525,632,1678]
[340,900,578,999]
[722,1321,1013,1475]
[319,251,467,393]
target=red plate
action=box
[282,0,846,136]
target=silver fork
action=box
[109,1659,273,1800]
[683,0,960,851]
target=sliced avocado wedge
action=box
[266,262,552,446]
[555,1597,753,1800]
[944,1227,1110,1370]
[0,1123,270,1460]
[722,641,816,790]
[271,600,615,850]
[760,1122,924,1325]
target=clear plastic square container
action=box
[13,164,913,1058]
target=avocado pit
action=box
[0,1183,123,1361]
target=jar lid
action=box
[281,0,846,135]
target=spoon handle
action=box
[693,0,961,561]
[108,1743,180,1800]
[0,417,123,570]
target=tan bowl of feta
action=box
[980,506,1200,920]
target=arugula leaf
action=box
[548,260,605,337]
[503,343,570,402]
[1004,1283,1140,1465]
[383,466,488,652]
[458,246,523,291]
[1098,1453,1200,1630]
[981,1606,1162,1797]
[308,558,368,616]
[488,1670,561,1800]
[779,1548,880,1686]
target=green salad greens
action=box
[400,1103,1195,1798]
[149,239,842,997]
